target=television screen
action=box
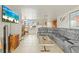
[2,5,19,23]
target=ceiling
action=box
[7,5,79,19]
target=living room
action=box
[0,5,79,53]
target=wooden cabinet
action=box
[8,34,19,51]
[0,42,2,49]
[52,20,57,29]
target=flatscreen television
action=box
[2,5,19,23]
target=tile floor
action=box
[13,35,40,53]
[13,27,63,53]
[12,35,63,53]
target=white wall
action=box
[57,7,79,29]
[37,11,53,27]
[21,8,37,19]
[57,14,70,28]
[21,7,56,27]
[37,13,46,26]
[47,21,52,28]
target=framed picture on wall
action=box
[60,15,66,22]
[69,10,79,28]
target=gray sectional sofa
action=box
[37,27,79,53]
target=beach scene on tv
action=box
[2,5,19,23]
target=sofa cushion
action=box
[70,46,79,53]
